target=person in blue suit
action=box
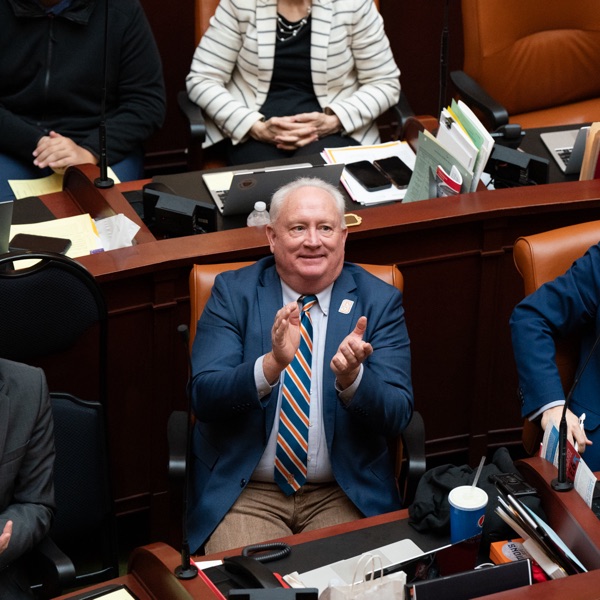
[510,243,600,469]
[189,177,413,553]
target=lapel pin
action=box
[339,299,354,314]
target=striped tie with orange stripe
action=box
[274,295,317,495]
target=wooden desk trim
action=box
[73,176,600,282]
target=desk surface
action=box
[56,458,600,600]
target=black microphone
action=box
[438,0,450,115]
[552,330,600,491]
[95,0,114,189]
[173,323,198,579]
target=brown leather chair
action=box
[513,220,600,454]
[451,0,600,131]
[170,261,425,507]
[178,0,416,170]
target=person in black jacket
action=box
[0,0,166,200]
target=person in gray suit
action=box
[0,358,55,598]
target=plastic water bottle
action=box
[246,201,271,227]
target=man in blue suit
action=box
[510,243,600,469]
[189,177,413,553]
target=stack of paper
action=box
[404,99,494,203]
[579,122,600,181]
[322,141,416,205]
[9,213,103,263]
[494,492,587,580]
[540,421,598,508]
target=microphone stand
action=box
[552,331,600,491]
[438,0,450,116]
[174,323,198,579]
[95,0,114,189]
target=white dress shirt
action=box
[252,281,362,482]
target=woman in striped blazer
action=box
[186,0,400,164]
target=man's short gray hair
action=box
[269,177,346,229]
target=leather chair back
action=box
[513,220,600,453]
[186,260,424,503]
[461,0,600,128]
[188,260,401,349]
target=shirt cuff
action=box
[335,365,364,405]
[528,400,565,422]
[255,356,278,400]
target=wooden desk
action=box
[30,164,600,543]
[57,457,600,600]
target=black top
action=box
[0,0,166,163]
[260,15,321,119]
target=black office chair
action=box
[0,251,118,598]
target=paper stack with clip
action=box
[404,99,494,203]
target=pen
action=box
[579,412,586,432]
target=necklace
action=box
[276,5,311,42]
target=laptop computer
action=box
[0,200,14,253]
[202,163,345,216]
[540,126,590,174]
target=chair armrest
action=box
[449,70,509,130]
[168,410,188,481]
[399,411,426,507]
[391,90,417,140]
[177,90,207,142]
[29,536,76,599]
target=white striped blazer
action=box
[186,0,401,148]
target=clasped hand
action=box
[264,302,372,390]
[250,112,341,151]
[33,131,97,173]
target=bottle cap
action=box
[254,201,267,211]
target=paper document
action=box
[404,130,474,203]
[436,107,479,172]
[541,421,598,507]
[8,167,120,199]
[322,141,416,205]
[9,213,103,265]
[450,100,494,192]
[95,214,140,251]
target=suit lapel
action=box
[257,264,284,434]
[323,267,360,434]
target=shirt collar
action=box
[281,281,332,317]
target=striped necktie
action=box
[274,295,318,495]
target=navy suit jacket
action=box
[188,258,413,551]
[0,358,55,597]
[510,242,600,470]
